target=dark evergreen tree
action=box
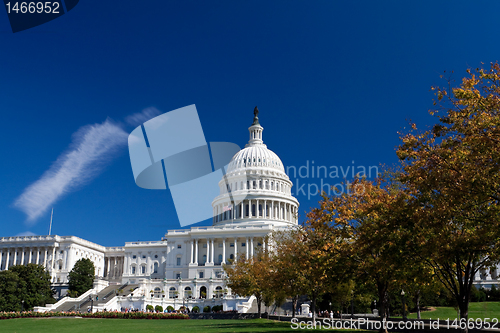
[10,264,55,310]
[0,264,54,311]
[68,258,95,296]
[0,270,22,311]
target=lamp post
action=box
[401,290,406,320]
[89,295,94,313]
[350,290,354,318]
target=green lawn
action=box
[0,318,367,333]
[408,302,500,320]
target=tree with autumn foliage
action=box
[397,63,500,328]
[223,250,273,318]
[308,176,416,328]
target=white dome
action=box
[226,145,285,174]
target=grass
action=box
[407,302,500,320]
[0,318,368,333]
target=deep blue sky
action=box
[1,1,498,246]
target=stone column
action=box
[245,238,249,260]
[20,248,25,266]
[51,246,56,269]
[28,248,32,264]
[124,254,129,275]
[210,239,214,264]
[240,202,243,219]
[194,239,199,265]
[36,249,40,265]
[256,199,259,218]
[222,238,226,264]
[264,200,267,218]
[43,248,47,268]
[249,200,252,218]
[13,248,17,266]
[0,249,3,270]
[62,248,68,270]
[190,240,194,264]
[5,250,10,270]
[250,238,254,258]
[234,238,238,262]
[206,239,210,264]
[106,257,110,277]
[146,253,151,275]
[271,201,274,219]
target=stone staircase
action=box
[52,283,132,312]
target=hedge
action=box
[0,311,189,320]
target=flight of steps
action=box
[51,283,132,312]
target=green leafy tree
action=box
[0,270,22,311]
[68,258,95,296]
[0,264,54,311]
[10,264,55,310]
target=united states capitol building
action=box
[0,110,300,313]
[0,111,497,313]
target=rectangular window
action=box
[242,243,246,247]
[218,243,223,248]
[203,244,207,248]
[215,271,222,278]
[199,271,204,278]
[132,255,136,259]
[131,266,136,274]
[176,273,181,279]
[230,243,234,247]
[176,257,181,266]
[177,244,182,249]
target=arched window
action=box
[230,254,234,260]
[141,265,146,274]
[215,286,223,298]
[202,254,207,264]
[169,287,177,299]
[153,262,158,274]
[131,266,136,275]
[154,287,161,298]
[218,254,222,263]
[200,286,207,299]
[184,286,192,298]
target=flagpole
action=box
[48,208,53,236]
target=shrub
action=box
[146,305,154,312]
[212,305,223,312]
[166,306,174,312]
[203,306,211,313]
[192,306,200,313]
[155,305,163,313]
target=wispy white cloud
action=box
[125,107,161,127]
[14,119,128,224]
[16,231,37,236]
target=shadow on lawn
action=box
[204,320,368,332]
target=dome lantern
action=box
[246,106,265,147]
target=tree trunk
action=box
[311,292,317,327]
[377,282,389,333]
[458,298,469,333]
[292,295,298,318]
[415,290,421,320]
[257,295,262,318]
